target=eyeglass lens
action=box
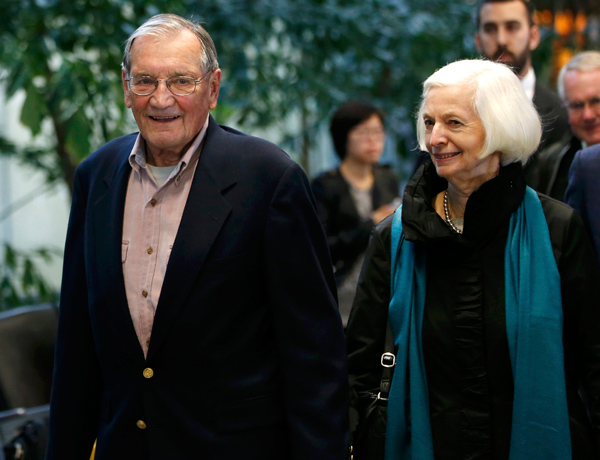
[129,76,198,96]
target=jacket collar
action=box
[402,159,525,244]
[147,115,237,360]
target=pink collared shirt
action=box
[122,116,208,357]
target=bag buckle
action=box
[376,392,389,401]
[381,352,395,368]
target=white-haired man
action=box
[46,13,349,460]
[563,52,600,263]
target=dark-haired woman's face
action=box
[345,115,385,165]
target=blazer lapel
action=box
[147,118,236,359]
[91,136,144,360]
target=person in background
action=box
[47,13,349,460]
[563,52,600,264]
[474,0,571,199]
[311,101,399,326]
[347,59,600,459]
[528,51,600,200]
[558,51,600,148]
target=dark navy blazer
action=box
[47,116,349,460]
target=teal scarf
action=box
[385,187,571,459]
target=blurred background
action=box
[0,0,598,309]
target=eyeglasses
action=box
[564,96,600,114]
[351,128,386,139]
[125,73,211,96]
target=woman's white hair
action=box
[416,59,542,166]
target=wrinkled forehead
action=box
[564,69,600,98]
[423,85,478,118]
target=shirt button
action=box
[147,247,153,255]
[150,199,157,206]
[136,420,147,430]
[143,368,154,379]
[142,290,148,298]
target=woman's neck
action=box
[340,158,374,190]
[443,153,502,218]
[445,185,469,218]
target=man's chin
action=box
[583,132,600,147]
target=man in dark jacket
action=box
[531,51,600,201]
[563,52,600,262]
[47,13,349,460]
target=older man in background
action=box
[563,52,600,263]
[525,52,600,200]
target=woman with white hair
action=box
[347,59,600,460]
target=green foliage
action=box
[184,0,477,166]
[0,244,60,311]
[0,0,484,306]
[0,0,481,182]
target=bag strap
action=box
[379,208,401,400]
[378,320,395,399]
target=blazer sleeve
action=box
[47,168,102,460]
[264,162,350,459]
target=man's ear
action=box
[208,69,222,111]
[122,68,132,109]
[528,24,541,51]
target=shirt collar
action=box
[128,114,210,180]
[520,67,536,102]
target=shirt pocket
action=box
[121,240,129,264]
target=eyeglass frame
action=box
[563,96,600,114]
[124,72,212,97]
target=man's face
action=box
[563,69,600,146]
[475,1,540,78]
[122,29,221,165]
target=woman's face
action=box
[423,85,499,188]
[345,114,385,165]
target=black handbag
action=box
[352,321,395,460]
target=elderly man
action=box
[533,51,600,201]
[563,52,600,262]
[559,51,600,147]
[474,0,570,199]
[46,14,349,460]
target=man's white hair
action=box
[557,51,600,101]
[122,13,219,77]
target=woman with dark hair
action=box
[347,60,600,459]
[311,101,399,326]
